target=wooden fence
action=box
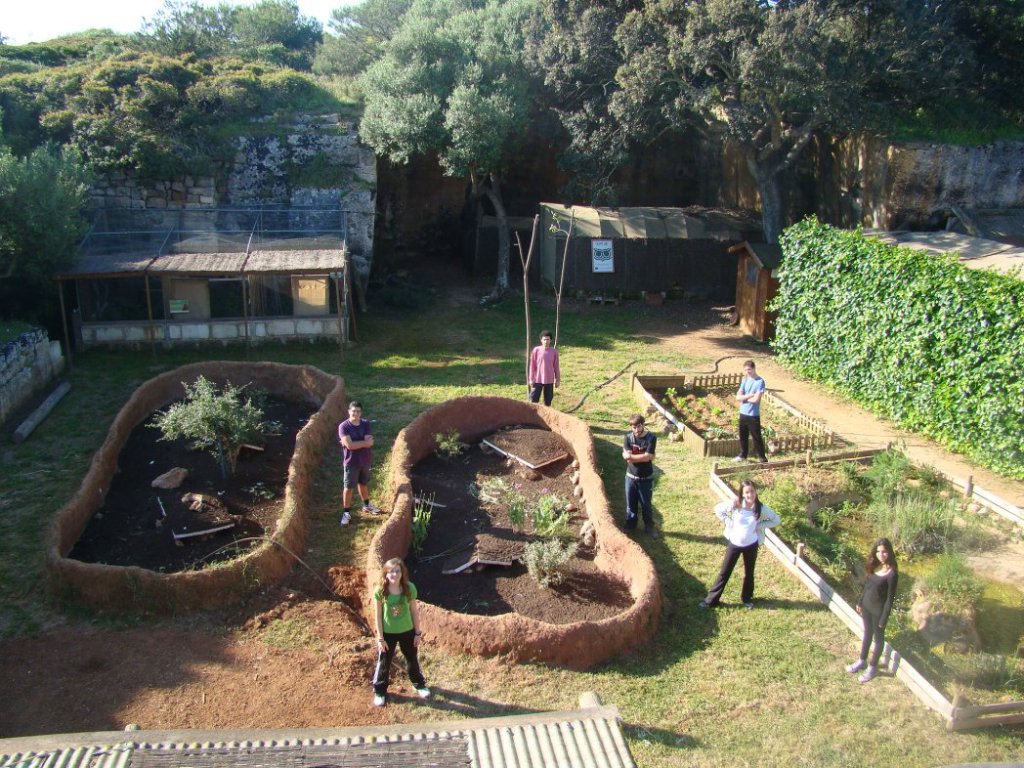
[631,373,836,458]
[710,454,1024,731]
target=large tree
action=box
[140,0,322,69]
[358,0,538,299]
[525,0,640,204]
[0,140,90,324]
[313,0,413,77]
[612,0,963,242]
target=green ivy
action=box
[772,219,1024,479]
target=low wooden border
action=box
[631,373,835,458]
[710,454,1024,731]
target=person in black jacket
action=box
[622,414,658,538]
[846,537,898,683]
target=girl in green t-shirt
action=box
[371,557,429,707]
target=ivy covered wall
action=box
[772,219,1024,479]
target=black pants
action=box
[529,383,554,406]
[705,541,760,605]
[372,629,426,695]
[859,607,886,667]
[738,413,767,462]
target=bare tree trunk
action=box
[476,174,511,302]
[755,169,785,244]
[554,211,575,349]
[518,216,539,397]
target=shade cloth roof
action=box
[542,204,761,241]
[60,207,347,279]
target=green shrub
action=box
[923,552,984,612]
[944,652,1020,692]
[863,449,913,499]
[434,428,467,461]
[150,376,273,478]
[530,494,570,538]
[774,219,1024,479]
[865,492,956,555]
[523,538,574,588]
[763,476,808,521]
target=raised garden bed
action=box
[632,372,836,458]
[368,396,662,669]
[710,449,1024,730]
[46,361,347,613]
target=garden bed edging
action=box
[45,361,347,613]
[368,396,662,669]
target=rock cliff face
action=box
[88,114,376,267]
[788,136,1024,232]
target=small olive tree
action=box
[151,376,271,479]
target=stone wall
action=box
[88,113,376,265]
[0,329,65,427]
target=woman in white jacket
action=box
[699,479,780,609]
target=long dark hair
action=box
[736,479,763,520]
[865,538,897,575]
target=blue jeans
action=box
[624,474,654,530]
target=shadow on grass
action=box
[622,722,700,751]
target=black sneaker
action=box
[646,528,660,539]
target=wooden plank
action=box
[953,700,1024,718]
[13,381,72,444]
[710,468,956,723]
[948,712,1024,731]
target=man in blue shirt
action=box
[734,360,768,464]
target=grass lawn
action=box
[1,274,1020,765]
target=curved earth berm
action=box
[46,361,346,612]
[367,396,662,669]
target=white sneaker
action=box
[363,502,382,515]
[372,693,386,707]
[858,665,877,683]
[846,660,865,673]
[340,511,352,526]
[732,455,746,463]
[415,686,431,699]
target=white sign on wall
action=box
[591,239,614,273]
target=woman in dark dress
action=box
[846,537,898,683]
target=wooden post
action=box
[554,210,575,349]
[144,273,157,360]
[805,449,812,466]
[242,275,251,360]
[56,280,73,372]
[963,475,974,499]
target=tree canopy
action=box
[140,0,323,70]
[0,139,90,324]
[359,0,539,298]
[314,0,413,78]
[529,0,990,241]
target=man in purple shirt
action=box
[339,401,379,525]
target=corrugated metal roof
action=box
[0,698,636,768]
[60,248,347,279]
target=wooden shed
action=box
[729,241,781,342]
[539,204,762,300]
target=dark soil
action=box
[68,398,316,573]
[408,426,633,625]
